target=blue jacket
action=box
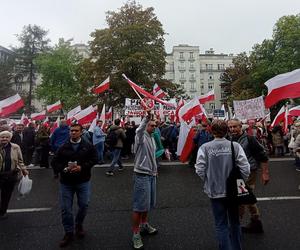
[92,126,106,145]
[50,125,70,152]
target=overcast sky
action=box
[1,0,300,54]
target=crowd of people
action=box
[0,115,300,249]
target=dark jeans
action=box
[210,198,242,250]
[108,148,123,172]
[0,172,18,215]
[40,145,49,168]
[59,181,91,233]
[95,141,104,162]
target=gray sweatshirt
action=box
[133,117,157,176]
[195,138,250,199]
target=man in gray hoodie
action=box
[131,110,158,250]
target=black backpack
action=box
[106,130,118,147]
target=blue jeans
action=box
[95,141,104,162]
[210,198,242,250]
[59,181,91,233]
[108,148,123,172]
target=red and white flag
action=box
[153,83,167,99]
[31,111,46,121]
[66,105,81,124]
[122,74,175,107]
[50,116,60,134]
[0,94,24,117]
[288,105,300,117]
[199,89,215,104]
[178,97,206,123]
[265,69,300,108]
[105,107,112,120]
[100,104,106,122]
[177,120,196,163]
[43,117,50,126]
[93,77,110,94]
[175,98,185,123]
[73,105,97,125]
[46,100,62,113]
[20,113,30,126]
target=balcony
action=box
[188,57,195,62]
[178,57,185,61]
[189,77,196,82]
[178,66,186,71]
[189,67,196,71]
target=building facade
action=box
[164,45,234,113]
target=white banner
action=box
[125,98,176,116]
[233,96,266,120]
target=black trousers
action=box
[0,172,18,215]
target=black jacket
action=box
[51,139,97,185]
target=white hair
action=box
[0,130,13,139]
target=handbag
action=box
[226,142,257,205]
[18,175,33,196]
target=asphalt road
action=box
[0,159,300,250]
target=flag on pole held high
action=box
[178,97,207,123]
[66,105,81,124]
[199,89,215,104]
[46,100,62,113]
[73,105,97,125]
[264,69,300,108]
[31,111,46,121]
[122,74,175,107]
[93,77,110,94]
[153,83,167,99]
[0,94,24,117]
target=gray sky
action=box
[1,0,300,54]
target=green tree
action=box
[35,39,87,111]
[14,24,50,113]
[87,1,168,107]
[0,57,16,99]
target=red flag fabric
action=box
[105,107,112,120]
[0,94,24,117]
[199,89,215,104]
[93,77,110,94]
[73,105,97,125]
[288,105,300,117]
[123,74,175,107]
[153,83,167,99]
[265,69,300,108]
[66,105,81,125]
[175,98,185,123]
[20,113,29,126]
[177,121,196,163]
[31,111,46,121]
[46,100,62,113]
[178,97,205,123]
[50,116,60,134]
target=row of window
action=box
[168,63,229,71]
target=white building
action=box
[164,45,234,113]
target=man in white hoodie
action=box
[195,119,250,250]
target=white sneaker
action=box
[28,164,34,167]
[132,233,143,249]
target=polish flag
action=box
[46,100,62,113]
[20,113,29,126]
[288,105,300,117]
[31,111,46,121]
[43,117,50,126]
[100,104,106,122]
[270,106,292,128]
[199,89,215,104]
[93,77,110,94]
[265,69,300,108]
[175,98,185,123]
[66,105,81,125]
[153,83,167,99]
[178,97,206,123]
[0,94,24,117]
[122,74,175,107]
[177,120,196,163]
[73,105,97,125]
[50,116,60,134]
[105,107,112,120]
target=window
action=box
[191,82,195,90]
[180,81,185,85]
[180,52,184,59]
[208,73,214,80]
[180,72,185,79]
[218,64,225,70]
[190,62,194,68]
[16,83,22,91]
[206,64,213,70]
[190,73,195,80]
[208,83,214,90]
[209,103,215,110]
[200,85,204,90]
[189,52,194,59]
[221,92,227,98]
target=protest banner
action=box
[233,96,266,120]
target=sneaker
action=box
[75,224,85,238]
[105,171,114,176]
[132,233,143,249]
[296,168,300,172]
[242,218,264,234]
[59,232,73,248]
[118,166,124,171]
[140,223,158,236]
